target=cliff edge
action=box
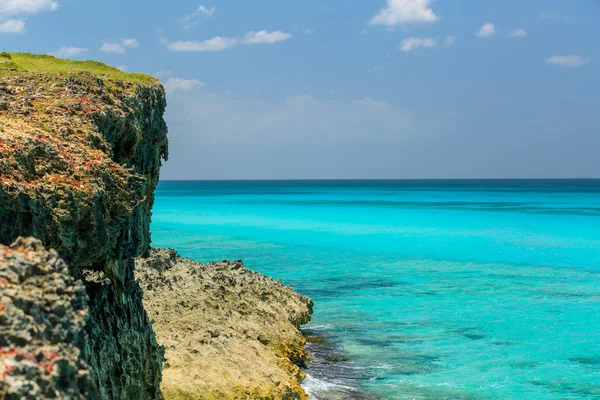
[1,52,315,400]
[136,249,314,400]
[0,53,168,399]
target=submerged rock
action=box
[136,248,314,400]
[0,237,97,399]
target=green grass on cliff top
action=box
[0,52,157,85]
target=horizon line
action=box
[159,178,600,182]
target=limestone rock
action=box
[136,249,314,400]
[0,237,97,399]
[0,55,168,399]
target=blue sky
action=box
[1,0,599,179]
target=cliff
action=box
[0,53,168,398]
[0,52,314,400]
[0,237,97,399]
[136,249,314,400]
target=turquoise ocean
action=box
[151,180,600,399]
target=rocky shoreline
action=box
[136,249,313,399]
[300,330,385,400]
[0,53,315,399]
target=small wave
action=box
[304,323,334,330]
[303,374,359,399]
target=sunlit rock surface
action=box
[0,53,168,399]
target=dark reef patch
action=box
[569,355,600,367]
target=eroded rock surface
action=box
[0,237,97,399]
[136,249,314,400]
[0,55,168,399]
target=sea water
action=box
[150,180,600,399]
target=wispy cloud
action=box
[0,19,24,33]
[161,91,425,180]
[546,55,588,68]
[100,38,139,54]
[241,30,291,44]
[51,46,88,58]
[508,29,527,37]
[445,35,458,46]
[353,96,390,112]
[166,30,291,52]
[168,36,238,52]
[475,23,495,38]
[399,37,437,52]
[370,0,439,26]
[179,5,215,28]
[540,11,569,22]
[155,69,173,79]
[0,0,58,17]
[164,77,205,94]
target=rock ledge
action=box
[136,249,314,400]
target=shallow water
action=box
[151,180,600,399]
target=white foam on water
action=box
[303,323,334,330]
[302,374,357,399]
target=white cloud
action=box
[165,30,291,53]
[196,5,215,16]
[100,38,139,54]
[399,37,437,52]
[303,28,314,35]
[179,5,215,28]
[508,29,527,37]
[167,36,238,52]
[100,42,126,54]
[241,30,291,44]
[164,77,205,94]
[0,0,58,16]
[370,0,439,26]
[0,18,24,33]
[116,65,128,71]
[445,35,458,46]
[475,23,496,38]
[120,38,139,48]
[0,0,58,32]
[546,55,588,68]
[51,46,88,58]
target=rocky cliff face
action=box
[136,249,314,400]
[0,237,97,399]
[0,54,168,399]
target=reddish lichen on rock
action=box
[0,237,96,399]
[0,55,168,399]
[0,71,167,268]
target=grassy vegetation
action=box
[0,52,157,85]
